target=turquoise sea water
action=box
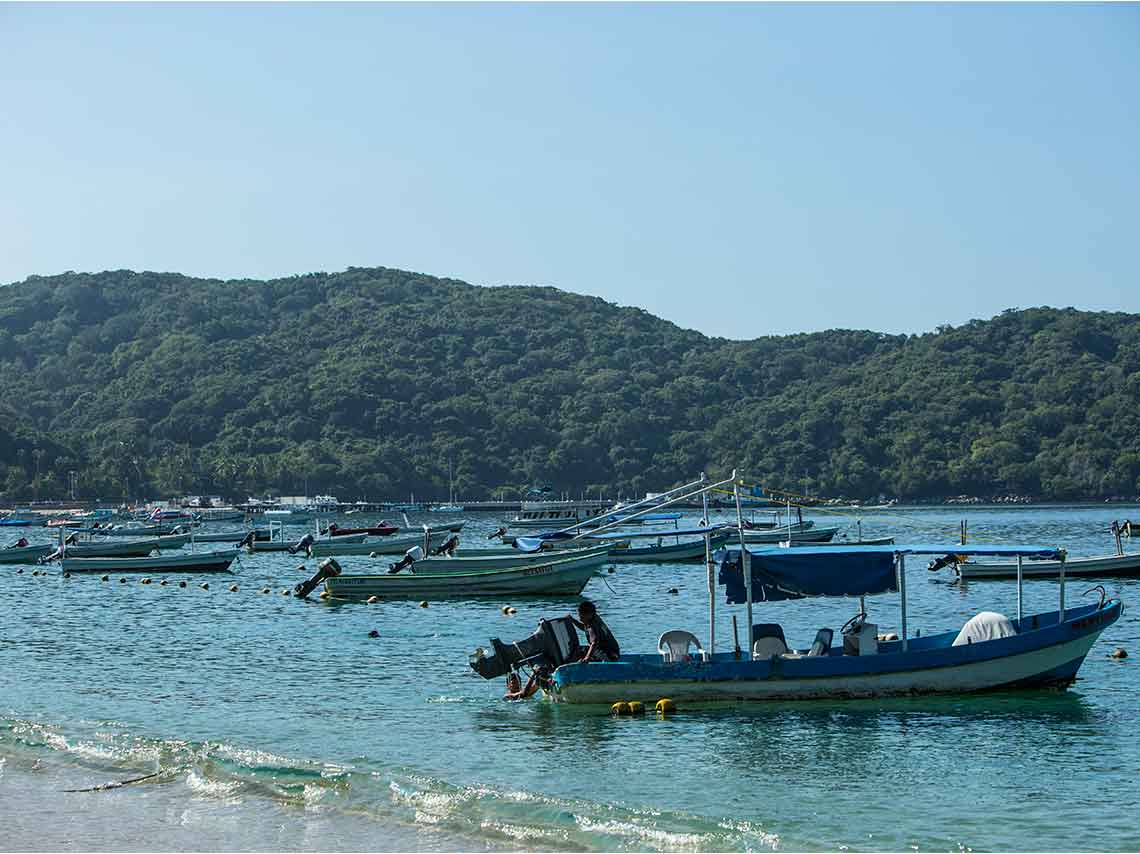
[2,505,1139,851]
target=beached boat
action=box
[318,549,609,600]
[471,542,1122,704]
[0,543,56,564]
[955,551,1140,580]
[61,549,239,574]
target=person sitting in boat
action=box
[388,545,424,574]
[288,533,315,557]
[12,537,29,548]
[569,601,620,663]
[430,534,460,556]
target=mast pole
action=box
[1058,551,1066,621]
[733,477,753,657]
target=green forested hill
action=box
[2,267,1139,503]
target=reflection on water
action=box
[2,505,1139,851]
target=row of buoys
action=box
[612,698,676,716]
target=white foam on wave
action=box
[185,768,242,800]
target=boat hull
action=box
[61,550,239,573]
[0,544,55,564]
[549,601,1122,704]
[610,536,730,563]
[324,552,608,600]
[310,531,452,557]
[958,552,1140,579]
[739,526,840,544]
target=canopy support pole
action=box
[703,482,715,658]
[1016,555,1023,625]
[898,554,908,652]
[734,481,753,657]
[1059,552,1066,622]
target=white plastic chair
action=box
[658,630,705,663]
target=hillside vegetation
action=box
[2,268,1139,503]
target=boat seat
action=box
[751,623,789,660]
[658,630,705,663]
[807,628,833,656]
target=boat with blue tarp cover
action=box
[470,515,1124,704]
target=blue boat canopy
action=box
[717,544,1065,603]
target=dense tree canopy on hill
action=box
[1,267,1139,503]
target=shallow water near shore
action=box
[3,504,1139,851]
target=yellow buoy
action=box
[507,607,517,615]
[282,589,291,596]
[63,572,71,579]
[159,579,168,586]
[260,587,270,594]
[141,578,152,585]
[419,600,429,608]
[229,584,239,592]
[367,595,379,604]
[100,574,109,582]
[611,701,631,716]
[1110,647,1128,659]
[200,583,209,591]
[655,698,676,715]
[369,551,379,558]
[319,590,330,600]
[501,605,511,614]
[627,700,645,715]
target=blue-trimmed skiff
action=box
[548,600,1122,704]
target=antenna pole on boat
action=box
[733,476,753,657]
[1016,555,1023,625]
[897,553,908,652]
[702,475,715,657]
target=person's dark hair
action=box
[578,600,596,617]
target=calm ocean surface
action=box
[2,505,1138,852]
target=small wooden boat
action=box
[321,549,608,600]
[0,543,56,564]
[64,539,163,558]
[361,544,612,575]
[310,530,452,557]
[61,549,239,574]
[956,551,1140,580]
[324,522,399,537]
[738,525,840,544]
[192,528,269,543]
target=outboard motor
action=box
[288,533,315,557]
[430,534,460,556]
[388,545,424,574]
[469,617,582,680]
[488,527,508,541]
[39,547,63,564]
[294,558,342,598]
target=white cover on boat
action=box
[952,611,1017,647]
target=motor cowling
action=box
[469,616,582,679]
[295,558,342,598]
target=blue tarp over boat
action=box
[717,544,1065,604]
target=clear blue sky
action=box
[1,2,1137,338]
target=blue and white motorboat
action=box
[471,541,1123,705]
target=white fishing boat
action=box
[956,551,1140,580]
[61,549,240,574]
[309,529,453,557]
[312,549,610,600]
[351,544,612,575]
[504,499,615,529]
